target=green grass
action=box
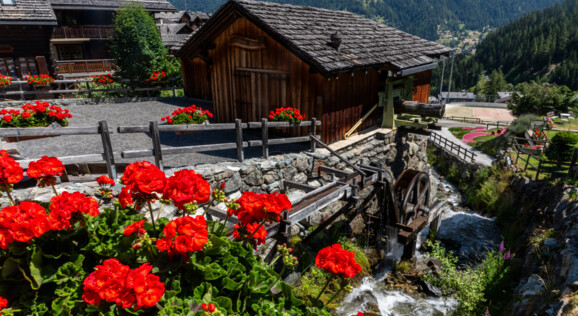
[449,127,477,139]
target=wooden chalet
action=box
[175,0,451,143]
[0,0,57,77]
[0,0,176,78]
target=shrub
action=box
[545,131,578,162]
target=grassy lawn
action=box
[509,151,571,181]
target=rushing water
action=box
[335,168,499,316]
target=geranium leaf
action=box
[29,246,44,289]
[1,257,20,278]
[214,296,233,313]
[222,276,245,291]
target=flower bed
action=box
[161,105,213,133]
[0,74,11,88]
[91,74,114,85]
[269,107,304,123]
[25,74,54,87]
[0,157,361,315]
[461,128,507,144]
[147,71,167,84]
[0,101,71,128]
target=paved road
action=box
[13,98,309,169]
[433,120,497,167]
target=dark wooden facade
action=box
[0,26,53,77]
[181,16,418,143]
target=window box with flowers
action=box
[0,101,72,142]
[147,71,167,85]
[160,104,213,135]
[0,74,11,88]
[92,74,114,85]
[25,74,54,87]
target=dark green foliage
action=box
[177,0,559,41]
[112,3,168,81]
[545,131,578,162]
[508,82,577,116]
[508,114,537,136]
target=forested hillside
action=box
[433,0,578,94]
[175,0,559,40]
[475,0,578,89]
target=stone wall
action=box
[427,139,480,181]
[505,177,578,315]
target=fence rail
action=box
[445,116,512,130]
[54,59,116,74]
[508,138,578,180]
[52,26,114,39]
[117,118,321,170]
[0,78,182,100]
[429,132,475,163]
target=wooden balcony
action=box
[52,26,114,39]
[55,59,116,74]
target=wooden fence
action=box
[0,121,118,179]
[429,132,475,163]
[445,116,512,130]
[0,78,182,100]
[117,118,321,170]
[508,138,578,180]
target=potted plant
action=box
[92,74,114,85]
[0,100,72,142]
[146,71,167,84]
[269,107,305,124]
[0,74,11,88]
[25,74,54,87]
[161,104,213,135]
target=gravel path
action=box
[14,97,309,169]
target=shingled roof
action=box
[0,0,57,25]
[159,23,193,47]
[176,0,451,75]
[155,10,188,23]
[48,0,176,12]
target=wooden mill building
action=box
[175,0,451,143]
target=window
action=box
[18,57,38,76]
[0,57,38,78]
[57,45,84,60]
[0,58,16,77]
[0,0,15,6]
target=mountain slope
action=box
[474,0,578,89]
[174,0,560,40]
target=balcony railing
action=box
[52,26,114,39]
[55,59,116,74]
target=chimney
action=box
[330,31,342,51]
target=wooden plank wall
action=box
[321,69,380,144]
[205,17,323,129]
[181,57,212,99]
[412,70,432,103]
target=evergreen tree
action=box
[483,69,507,95]
[545,131,578,163]
[112,3,168,81]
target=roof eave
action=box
[0,20,57,26]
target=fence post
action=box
[235,119,244,162]
[536,158,542,180]
[524,154,530,171]
[98,121,117,180]
[150,121,164,170]
[172,77,176,97]
[86,81,92,98]
[569,148,578,178]
[262,118,269,159]
[310,118,317,153]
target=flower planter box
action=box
[31,83,52,87]
[174,130,198,135]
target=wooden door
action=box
[233,67,288,122]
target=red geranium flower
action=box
[124,219,146,236]
[118,187,134,208]
[162,169,210,210]
[26,156,65,188]
[0,152,23,188]
[0,296,7,311]
[231,192,292,224]
[82,259,164,310]
[97,175,115,187]
[352,313,367,316]
[232,222,267,247]
[315,243,361,278]
[48,191,99,230]
[0,201,51,249]
[202,303,216,312]
[156,215,208,258]
[121,161,166,208]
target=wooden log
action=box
[394,100,445,118]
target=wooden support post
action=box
[381,77,395,129]
[536,158,542,180]
[150,121,164,170]
[310,117,317,153]
[235,119,244,162]
[99,121,117,180]
[261,118,269,159]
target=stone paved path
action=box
[14,97,309,169]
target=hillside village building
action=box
[0,0,176,78]
[175,0,452,143]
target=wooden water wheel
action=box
[393,169,430,226]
